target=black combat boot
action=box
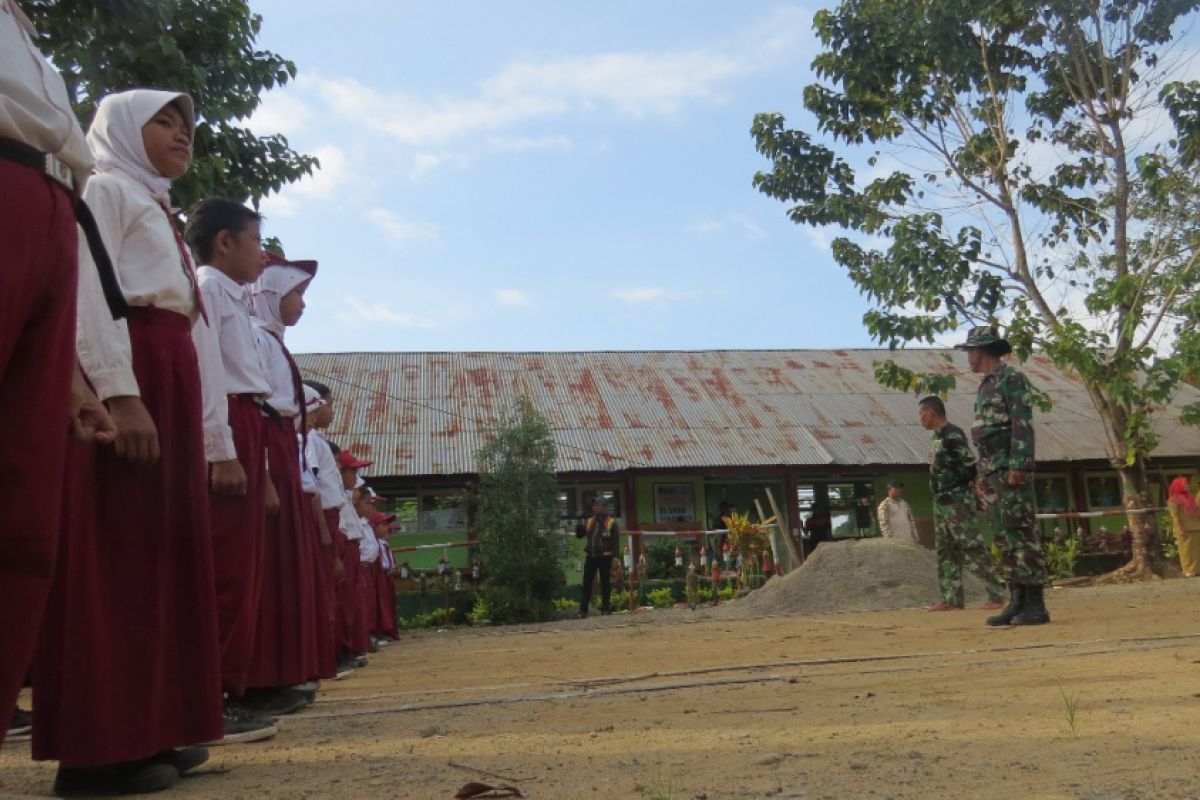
[1011,584,1050,625]
[986,583,1024,627]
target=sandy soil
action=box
[4,580,1200,800]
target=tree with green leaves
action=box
[753,0,1200,580]
[474,398,564,622]
[24,0,316,210]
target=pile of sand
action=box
[719,537,990,616]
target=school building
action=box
[295,349,1200,574]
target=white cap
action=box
[303,384,325,410]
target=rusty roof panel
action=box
[294,349,1200,477]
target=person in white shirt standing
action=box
[184,197,281,741]
[304,382,363,673]
[33,89,224,796]
[337,450,374,664]
[877,481,920,544]
[239,254,332,708]
[0,0,115,751]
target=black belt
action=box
[255,399,284,424]
[0,136,129,320]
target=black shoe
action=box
[203,700,278,746]
[1012,584,1051,625]
[352,654,369,669]
[238,687,308,716]
[986,584,1025,627]
[7,706,32,739]
[151,747,208,776]
[54,761,178,796]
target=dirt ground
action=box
[4,580,1200,800]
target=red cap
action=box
[263,251,318,278]
[336,451,372,470]
[369,511,395,525]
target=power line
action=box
[301,367,651,469]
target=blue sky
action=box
[247,1,873,354]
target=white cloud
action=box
[687,212,766,239]
[366,208,439,245]
[409,153,445,181]
[246,89,313,137]
[803,227,831,253]
[303,35,777,149]
[336,294,438,329]
[259,144,351,218]
[495,288,533,308]
[486,135,573,153]
[609,286,669,305]
[688,219,728,235]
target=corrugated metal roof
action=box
[294,349,1200,477]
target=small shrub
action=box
[647,587,675,608]
[398,609,448,630]
[608,589,630,610]
[1044,538,1078,581]
[717,584,736,601]
[467,597,489,625]
[553,597,577,612]
[645,538,684,580]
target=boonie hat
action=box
[954,325,1012,355]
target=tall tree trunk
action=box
[1096,455,1165,583]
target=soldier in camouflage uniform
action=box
[918,396,1004,610]
[956,326,1050,626]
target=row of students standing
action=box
[1,5,399,794]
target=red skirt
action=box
[375,567,399,639]
[357,560,380,637]
[243,421,326,688]
[337,532,369,656]
[305,499,337,679]
[33,307,223,767]
[0,163,76,744]
[209,395,266,694]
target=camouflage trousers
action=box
[980,470,1047,586]
[933,487,1004,606]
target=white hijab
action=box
[87,89,195,205]
[252,265,311,338]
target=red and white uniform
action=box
[0,0,92,746]
[34,89,224,768]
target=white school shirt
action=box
[0,1,93,184]
[306,432,347,511]
[298,436,318,495]
[191,266,271,462]
[357,517,379,565]
[252,326,300,416]
[377,534,394,570]
[339,491,363,541]
[76,170,200,401]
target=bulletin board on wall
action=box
[654,483,696,523]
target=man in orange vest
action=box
[574,495,619,618]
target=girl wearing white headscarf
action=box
[35,89,224,794]
[239,255,337,699]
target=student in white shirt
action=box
[240,255,333,706]
[0,0,111,755]
[33,89,223,795]
[183,198,280,741]
[336,450,374,661]
[304,383,365,671]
